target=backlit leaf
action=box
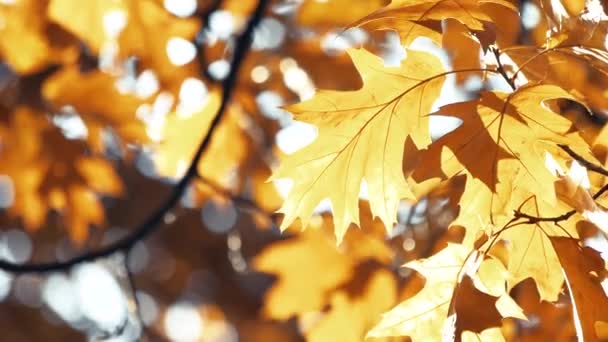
[272,48,446,243]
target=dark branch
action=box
[491,47,517,91]
[513,208,576,224]
[0,0,270,274]
[513,183,608,223]
[558,144,608,177]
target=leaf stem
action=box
[513,183,608,224]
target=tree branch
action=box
[558,144,608,177]
[513,183,608,224]
[0,0,270,274]
[491,46,517,91]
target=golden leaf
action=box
[550,236,608,341]
[0,108,123,243]
[306,269,398,342]
[416,85,591,245]
[42,66,148,151]
[367,243,470,340]
[253,210,393,320]
[47,0,127,54]
[355,0,516,45]
[0,0,77,74]
[272,48,446,243]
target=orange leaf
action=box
[550,236,608,341]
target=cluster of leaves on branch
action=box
[270,0,608,340]
[4,0,608,340]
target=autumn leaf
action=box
[49,0,200,92]
[550,236,608,341]
[412,84,596,301]
[442,19,483,83]
[444,275,503,339]
[0,0,77,74]
[499,199,574,302]
[154,90,220,178]
[306,269,398,342]
[0,108,123,242]
[354,0,516,45]
[118,0,200,92]
[42,66,148,151]
[370,244,523,340]
[253,229,360,319]
[367,244,473,340]
[47,0,127,54]
[505,46,608,111]
[474,257,527,320]
[416,85,590,245]
[272,48,446,243]
[253,209,394,320]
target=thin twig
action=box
[197,176,281,221]
[491,46,517,90]
[513,208,576,224]
[0,0,270,274]
[514,183,608,223]
[558,144,608,177]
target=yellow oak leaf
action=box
[252,229,359,319]
[550,236,608,341]
[369,244,523,340]
[355,0,516,45]
[499,214,574,301]
[272,48,446,243]
[416,85,591,245]
[475,257,527,320]
[253,210,394,320]
[453,176,513,247]
[306,269,398,342]
[367,243,472,340]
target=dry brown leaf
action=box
[550,236,608,341]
